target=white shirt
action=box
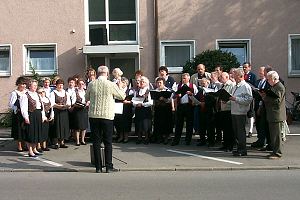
[8,90,26,114]
[66,87,77,105]
[50,89,71,107]
[19,91,46,121]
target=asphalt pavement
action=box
[1,122,300,172]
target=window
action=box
[160,40,195,73]
[216,39,251,65]
[0,45,11,76]
[87,0,137,44]
[24,45,57,75]
[288,34,300,76]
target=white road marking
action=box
[0,138,13,141]
[18,152,63,167]
[167,149,243,165]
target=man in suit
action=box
[85,65,126,173]
[251,66,270,148]
[171,73,198,146]
[191,64,211,87]
[243,62,257,138]
[260,70,286,159]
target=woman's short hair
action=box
[56,79,64,85]
[159,66,168,74]
[15,76,28,86]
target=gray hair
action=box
[234,68,244,78]
[267,70,279,81]
[97,65,109,75]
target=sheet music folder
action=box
[150,90,172,100]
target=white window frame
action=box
[288,34,300,77]
[160,40,195,73]
[0,44,12,76]
[85,0,139,45]
[23,43,58,76]
[216,39,251,64]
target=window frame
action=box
[85,0,139,45]
[288,34,300,77]
[160,40,195,73]
[0,44,12,76]
[23,43,58,76]
[216,39,251,65]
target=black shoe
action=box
[232,151,247,157]
[259,145,272,151]
[33,151,43,156]
[76,143,80,146]
[247,132,252,138]
[42,147,50,151]
[136,139,142,144]
[163,138,169,145]
[28,153,37,158]
[52,144,59,149]
[106,167,118,173]
[144,139,149,145]
[251,142,264,148]
[171,141,179,146]
[80,142,86,145]
[60,144,68,148]
[95,169,102,173]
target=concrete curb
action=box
[1,165,300,173]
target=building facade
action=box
[1,0,300,113]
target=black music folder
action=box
[150,90,172,100]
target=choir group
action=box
[8,63,283,158]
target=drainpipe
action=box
[154,0,159,76]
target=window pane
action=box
[89,0,105,21]
[165,46,190,68]
[89,25,107,45]
[29,49,55,71]
[110,58,135,79]
[109,0,136,21]
[109,24,136,41]
[0,49,9,71]
[219,44,246,65]
[291,38,300,70]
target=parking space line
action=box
[18,152,63,167]
[167,149,243,165]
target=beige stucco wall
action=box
[157,0,300,102]
[0,0,85,112]
[139,0,156,81]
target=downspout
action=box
[154,0,159,76]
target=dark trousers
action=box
[199,110,215,145]
[174,104,194,143]
[268,121,283,156]
[220,111,234,149]
[89,118,113,170]
[255,108,271,145]
[232,115,247,153]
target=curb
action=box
[1,165,300,173]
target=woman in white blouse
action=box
[72,78,90,146]
[50,79,71,149]
[8,76,28,152]
[19,79,47,157]
[132,76,153,144]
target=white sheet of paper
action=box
[189,96,201,106]
[131,97,144,105]
[114,102,123,114]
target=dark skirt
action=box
[135,106,152,133]
[73,107,88,130]
[153,104,173,136]
[114,104,133,133]
[11,111,25,140]
[68,110,76,130]
[53,108,70,140]
[24,110,42,143]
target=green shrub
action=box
[0,110,12,127]
[183,49,240,75]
